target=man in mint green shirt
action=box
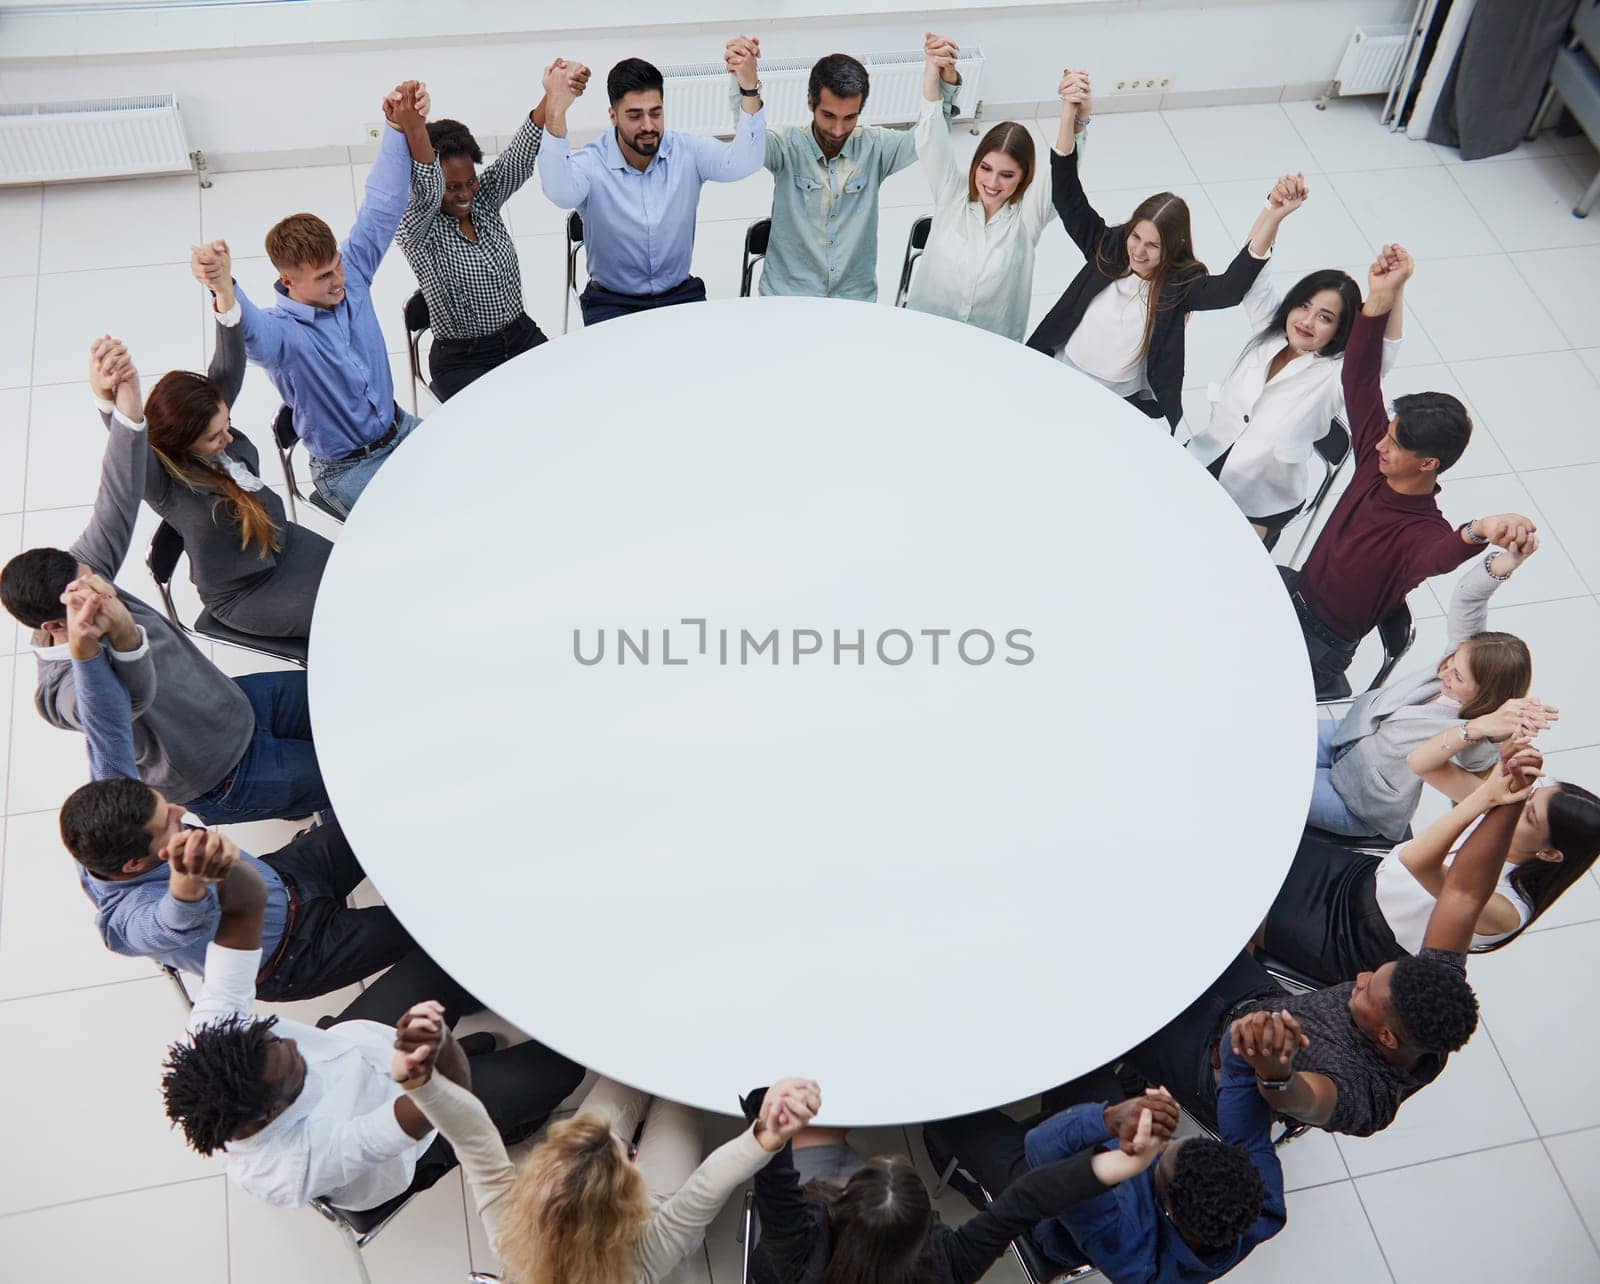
[743,40,960,301]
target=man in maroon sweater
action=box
[1285,244,1534,699]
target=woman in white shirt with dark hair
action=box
[1185,262,1405,544]
[906,41,1084,341]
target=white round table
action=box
[310,297,1314,1125]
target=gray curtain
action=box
[1427,0,1582,159]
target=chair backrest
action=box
[746,216,771,258]
[146,520,185,588]
[403,288,430,335]
[272,404,298,452]
[1374,600,1415,688]
[895,216,936,307]
[568,209,584,247]
[1314,417,1350,468]
[910,215,933,252]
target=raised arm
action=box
[193,243,289,368]
[915,45,967,206]
[685,37,766,182]
[1184,175,1300,313]
[1422,749,1540,953]
[536,60,590,210]
[343,80,431,287]
[206,286,248,409]
[477,62,586,205]
[69,338,147,579]
[64,587,137,781]
[1344,244,1410,456]
[1243,172,1306,259]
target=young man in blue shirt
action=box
[538,39,767,324]
[925,1060,1284,1283]
[193,78,435,517]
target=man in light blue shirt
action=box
[53,579,475,1023]
[539,39,768,324]
[195,79,436,516]
[753,39,960,301]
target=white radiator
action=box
[1333,25,1412,97]
[660,49,985,136]
[0,93,193,185]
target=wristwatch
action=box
[1461,520,1489,545]
[738,80,763,98]
[1256,1075,1293,1093]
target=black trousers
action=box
[1123,950,1286,1132]
[405,1038,587,1195]
[1278,566,1360,699]
[256,821,482,1023]
[579,274,706,326]
[428,311,547,401]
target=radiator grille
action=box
[0,93,193,185]
[1334,25,1411,97]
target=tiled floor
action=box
[2,97,1599,1281]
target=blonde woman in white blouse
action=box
[906,40,1083,340]
[1185,257,1405,543]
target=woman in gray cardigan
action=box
[89,322,331,638]
[1307,536,1554,841]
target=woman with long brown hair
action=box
[1309,537,1555,841]
[905,38,1083,340]
[87,314,331,639]
[391,1000,817,1284]
[1025,69,1305,431]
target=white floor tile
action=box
[1224,1180,1392,1284]
[24,380,115,512]
[199,164,357,261]
[1282,97,1443,174]
[0,977,213,1214]
[1511,245,1600,349]
[0,1176,228,1283]
[691,214,757,301]
[0,274,38,390]
[1449,155,1600,253]
[1522,462,1600,591]
[1452,350,1600,472]
[1160,103,1318,183]
[6,665,96,817]
[1277,1123,1349,1191]
[32,264,205,388]
[1484,597,1600,752]
[0,808,155,1000]
[1430,473,1592,611]
[1404,255,1569,362]
[1546,1126,1600,1247]
[1430,130,1597,166]
[227,1167,470,1284]
[1328,165,1500,260]
[1335,1021,1535,1177]
[0,388,28,514]
[515,231,572,336]
[1068,109,1197,191]
[1578,346,1600,383]
[0,186,42,276]
[39,174,199,274]
[1470,920,1600,1134]
[1357,1141,1599,1283]
[1204,173,1373,276]
[366,244,422,355]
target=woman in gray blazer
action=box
[88,321,331,639]
[1308,536,1554,841]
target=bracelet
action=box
[1484,550,1512,581]
[1461,520,1489,545]
[1256,1075,1294,1093]
[1459,721,1474,744]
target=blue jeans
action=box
[187,671,329,825]
[1307,718,1369,835]
[310,408,423,517]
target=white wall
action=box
[0,0,1414,158]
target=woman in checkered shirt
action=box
[397,61,590,400]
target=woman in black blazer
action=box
[1027,72,1306,431]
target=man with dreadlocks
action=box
[160,851,584,1211]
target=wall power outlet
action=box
[1111,75,1173,93]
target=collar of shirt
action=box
[272,280,332,324]
[598,126,676,174]
[31,637,70,661]
[797,123,864,167]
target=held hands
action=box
[1088,1100,1172,1184]
[1474,512,1538,554]
[62,572,137,651]
[1366,242,1415,298]
[383,80,429,133]
[923,32,959,82]
[89,336,142,422]
[1469,697,1560,745]
[1481,743,1544,805]
[1058,67,1092,118]
[1103,1087,1180,1149]
[542,58,582,111]
[752,1077,821,1152]
[62,586,109,659]
[190,239,234,310]
[165,828,241,885]
[1230,1009,1309,1082]
[1267,172,1309,215]
[725,35,761,91]
[391,1000,449,1086]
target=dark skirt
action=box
[204,523,333,638]
[1261,834,1406,985]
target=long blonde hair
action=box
[494,1112,651,1284]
